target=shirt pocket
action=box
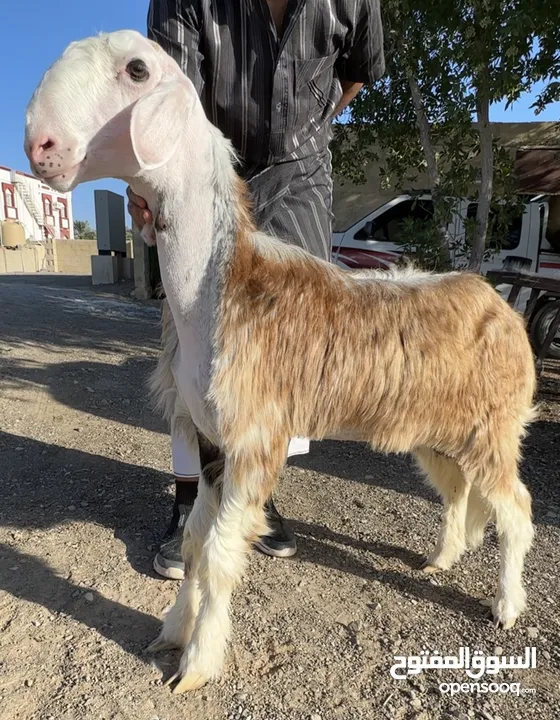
[295,55,338,103]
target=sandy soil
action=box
[0,274,558,720]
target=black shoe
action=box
[254,498,297,558]
[152,504,191,580]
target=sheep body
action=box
[25,30,537,693]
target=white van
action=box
[331,194,560,358]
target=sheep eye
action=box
[126,59,149,82]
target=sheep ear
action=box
[130,79,191,171]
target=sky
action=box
[1,1,558,229]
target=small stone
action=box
[527,626,538,639]
[411,697,422,711]
[542,650,551,661]
[310,715,322,720]
[364,475,374,480]
[80,501,89,507]
[348,620,362,633]
[67,505,76,511]
[25,679,34,688]
[494,646,503,656]
[86,386,95,393]
[84,592,94,602]
[354,499,365,509]
[32,620,41,627]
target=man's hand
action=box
[127,186,153,230]
[332,80,363,118]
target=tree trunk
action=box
[406,69,451,266]
[469,87,493,272]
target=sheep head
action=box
[25,30,196,192]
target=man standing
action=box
[128,0,385,579]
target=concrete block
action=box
[91,255,119,285]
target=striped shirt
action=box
[147,0,385,168]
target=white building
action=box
[0,164,73,242]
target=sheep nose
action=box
[28,135,57,166]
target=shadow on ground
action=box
[0,428,496,666]
[0,544,162,665]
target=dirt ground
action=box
[0,274,558,720]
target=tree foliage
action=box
[333,0,560,271]
[73,219,96,240]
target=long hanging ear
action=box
[130,79,192,171]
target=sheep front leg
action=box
[148,434,222,654]
[170,448,283,693]
[149,470,220,652]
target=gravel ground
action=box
[0,274,558,720]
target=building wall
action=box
[0,245,46,274]
[43,238,98,274]
[0,239,97,275]
[0,165,74,242]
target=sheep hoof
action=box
[172,673,208,694]
[163,671,180,688]
[491,596,523,630]
[146,636,177,654]
[494,616,517,630]
[420,561,442,574]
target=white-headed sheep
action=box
[25,30,536,693]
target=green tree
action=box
[333,0,560,271]
[73,219,96,240]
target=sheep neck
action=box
[130,123,240,344]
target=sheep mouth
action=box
[36,157,86,191]
[39,158,85,182]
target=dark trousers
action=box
[243,149,334,262]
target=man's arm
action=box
[334,0,385,114]
[333,80,363,117]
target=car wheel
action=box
[529,300,560,359]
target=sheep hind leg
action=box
[414,448,471,574]
[465,486,493,549]
[485,476,534,629]
[171,444,286,693]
